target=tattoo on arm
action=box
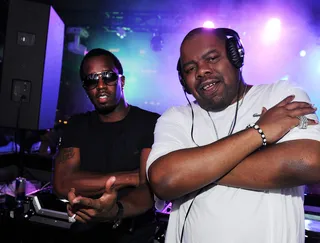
[57,148,75,163]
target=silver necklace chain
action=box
[207,84,248,140]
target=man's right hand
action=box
[256,95,317,144]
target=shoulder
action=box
[159,104,194,124]
[130,106,160,120]
[252,80,312,105]
[252,79,298,93]
[270,79,311,103]
[270,79,302,91]
[66,111,96,126]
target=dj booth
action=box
[0,189,71,243]
[0,187,168,243]
[1,189,320,243]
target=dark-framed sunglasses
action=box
[82,71,122,90]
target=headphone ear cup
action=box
[226,37,244,69]
[178,71,191,94]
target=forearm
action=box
[148,128,263,201]
[54,171,139,198]
[217,139,320,189]
[107,184,154,219]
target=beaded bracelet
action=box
[246,123,267,146]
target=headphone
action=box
[177,28,245,94]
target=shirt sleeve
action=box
[60,115,83,148]
[146,107,191,210]
[146,106,191,178]
[140,113,161,149]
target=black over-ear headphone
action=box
[177,28,245,94]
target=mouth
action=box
[96,93,110,103]
[198,80,221,95]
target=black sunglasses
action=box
[82,71,122,90]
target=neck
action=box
[240,82,252,99]
[235,80,252,102]
[98,99,131,123]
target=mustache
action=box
[95,90,111,98]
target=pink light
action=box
[203,21,215,29]
[262,18,281,44]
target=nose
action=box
[196,61,212,79]
[97,75,106,89]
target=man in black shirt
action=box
[53,48,160,243]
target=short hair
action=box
[79,48,123,80]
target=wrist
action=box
[112,201,124,229]
[246,123,267,146]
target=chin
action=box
[94,103,116,114]
[206,104,228,112]
[199,98,229,112]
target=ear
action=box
[120,75,125,88]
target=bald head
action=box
[181,27,228,49]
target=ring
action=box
[297,116,308,129]
[68,214,76,223]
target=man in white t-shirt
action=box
[146,27,320,243]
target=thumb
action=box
[99,176,117,203]
[105,176,116,194]
[261,107,268,115]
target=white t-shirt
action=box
[146,80,320,243]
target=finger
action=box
[68,188,77,205]
[74,210,92,222]
[285,101,315,111]
[73,213,86,224]
[67,204,75,216]
[308,119,319,125]
[261,107,268,115]
[294,118,318,129]
[73,196,100,209]
[287,107,317,118]
[276,95,295,107]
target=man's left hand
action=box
[67,176,118,223]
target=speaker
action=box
[0,0,65,130]
[177,28,245,94]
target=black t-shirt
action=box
[61,105,160,176]
[59,106,160,233]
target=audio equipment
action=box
[177,27,245,94]
[28,193,72,229]
[0,0,65,130]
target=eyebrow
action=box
[182,49,219,69]
[87,69,112,75]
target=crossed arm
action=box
[148,132,320,201]
[148,97,320,201]
[53,147,139,197]
[53,147,154,221]
[217,139,320,189]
